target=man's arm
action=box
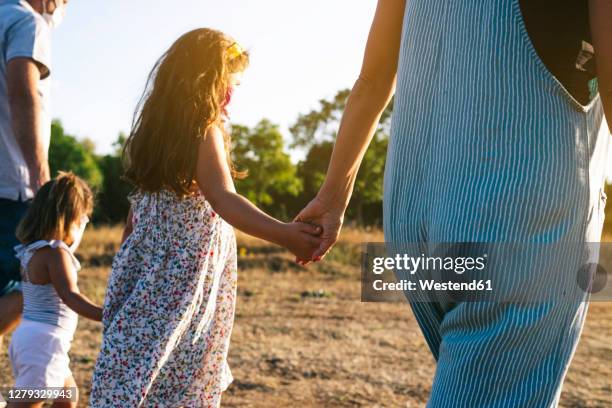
[590,0,612,132]
[6,57,50,193]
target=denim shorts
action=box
[0,198,29,297]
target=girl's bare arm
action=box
[196,125,321,260]
[48,249,103,322]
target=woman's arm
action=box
[49,249,103,322]
[196,125,322,261]
[590,0,612,131]
[295,0,406,259]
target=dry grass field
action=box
[1,226,610,407]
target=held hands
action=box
[293,195,345,264]
[275,193,347,265]
[281,221,324,263]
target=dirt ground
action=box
[0,226,610,407]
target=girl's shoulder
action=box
[204,123,226,143]
[15,240,80,278]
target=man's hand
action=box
[7,57,50,193]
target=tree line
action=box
[49,89,392,226]
[49,89,612,234]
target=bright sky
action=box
[51,0,378,156]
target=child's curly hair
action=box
[16,172,94,245]
[123,28,250,197]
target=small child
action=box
[90,28,322,407]
[8,172,102,408]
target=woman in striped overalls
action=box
[295,0,612,406]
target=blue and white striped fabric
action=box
[383,0,609,407]
[14,240,80,333]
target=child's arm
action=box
[48,248,103,322]
[196,125,321,260]
[121,206,134,244]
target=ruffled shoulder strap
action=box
[13,240,81,280]
[14,240,53,278]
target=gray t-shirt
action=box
[0,0,51,201]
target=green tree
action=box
[49,120,103,189]
[232,120,302,219]
[94,134,132,223]
[297,141,334,203]
[290,89,394,149]
[351,135,387,224]
[290,90,392,225]
[290,90,351,148]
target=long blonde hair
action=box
[123,28,249,197]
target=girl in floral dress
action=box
[90,28,322,408]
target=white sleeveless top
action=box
[14,240,80,334]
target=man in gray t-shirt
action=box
[0,0,68,343]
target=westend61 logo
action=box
[361,242,612,303]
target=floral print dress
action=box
[91,190,237,408]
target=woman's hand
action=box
[281,221,324,262]
[294,195,346,262]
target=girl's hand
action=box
[294,195,345,262]
[281,221,323,262]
